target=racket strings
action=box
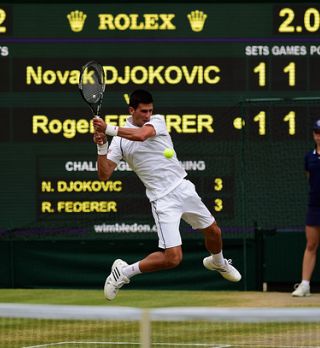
[79,61,105,116]
[80,68,104,103]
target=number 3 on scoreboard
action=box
[214,198,223,212]
[0,9,7,33]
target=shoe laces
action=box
[225,259,234,267]
[293,283,300,290]
[114,279,127,288]
[214,259,233,272]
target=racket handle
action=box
[93,115,101,131]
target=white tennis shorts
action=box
[150,179,215,249]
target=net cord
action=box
[1,303,320,323]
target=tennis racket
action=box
[78,60,105,118]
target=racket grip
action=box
[93,115,100,131]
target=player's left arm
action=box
[93,118,155,142]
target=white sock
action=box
[122,261,142,279]
[211,251,224,265]
[301,280,310,286]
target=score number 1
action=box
[254,111,296,135]
[254,62,296,87]
[0,9,7,33]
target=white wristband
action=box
[105,124,119,136]
[97,142,108,155]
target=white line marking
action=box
[23,342,230,348]
[22,341,231,348]
[23,342,140,348]
[22,342,320,348]
[153,344,230,347]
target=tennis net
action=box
[1,303,320,348]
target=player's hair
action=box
[129,89,153,109]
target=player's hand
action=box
[93,117,106,133]
[93,131,106,145]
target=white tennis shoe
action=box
[292,282,311,297]
[203,257,241,282]
[104,259,130,300]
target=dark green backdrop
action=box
[1,2,320,290]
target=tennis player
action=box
[292,119,320,297]
[93,89,241,300]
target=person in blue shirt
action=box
[292,119,320,297]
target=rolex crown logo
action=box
[67,10,87,32]
[187,10,207,32]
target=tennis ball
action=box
[163,148,174,159]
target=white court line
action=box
[153,344,230,347]
[22,342,320,348]
[23,342,230,348]
[23,342,140,348]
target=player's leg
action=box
[202,221,222,255]
[180,179,241,282]
[138,196,183,272]
[292,225,319,297]
[201,223,241,282]
[104,192,183,300]
[104,246,183,301]
[138,246,183,272]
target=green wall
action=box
[0,237,254,290]
[1,231,319,291]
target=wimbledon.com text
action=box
[94,223,157,233]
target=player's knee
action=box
[164,251,182,269]
[213,224,221,236]
[165,257,182,269]
[205,223,221,238]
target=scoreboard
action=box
[0,3,319,237]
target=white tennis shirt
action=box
[107,114,187,201]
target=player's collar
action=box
[126,116,139,128]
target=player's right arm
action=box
[93,131,117,181]
[97,156,117,181]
